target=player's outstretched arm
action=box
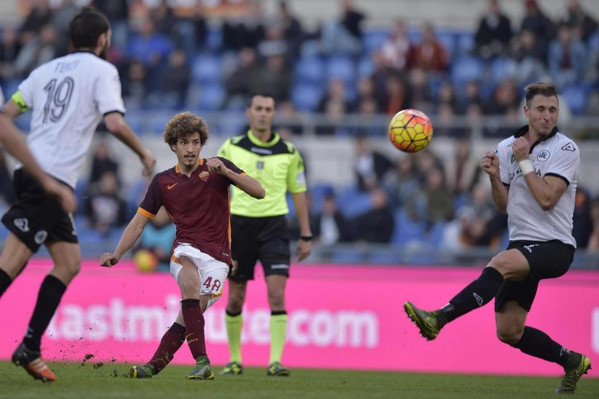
[104,112,156,176]
[207,157,265,199]
[0,113,77,213]
[100,212,150,267]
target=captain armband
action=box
[10,91,29,113]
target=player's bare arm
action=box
[207,157,265,199]
[100,212,150,267]
[3,99,23,119]
[291,192,312,261]
[0,113,77,214]
[104,112,156,176]
[481,151,508,213]
[512,136,567,210]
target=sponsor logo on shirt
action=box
[167,183,178,190]
[270,264,289,270]
[257,161,264,170]
[561,143,576,152]
[14,218,29,232]
[34,230,48,245]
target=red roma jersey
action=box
[138,157,245,265]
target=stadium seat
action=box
[291,83,322,111]
[326,56,356,84]
[330,248,365,263]
[363,30,388,53]
[561,84,590,115]
[191,54,223,84]
[294,56,325,85]
[150,112,175,135]
[337,186,372,218]
[436,30,456,60]
[490,57,517,84]
[368,251,400,264]
[198,83,225,112]
[450,56,484,86]
[391,209,427,246]
[455,31,475,57]
[357,55,374,78]
[205,26,223,52]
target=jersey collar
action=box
[174,158,205,174]
[514,125,558,153]
[247,130,280,148]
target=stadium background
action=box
[0,0,598,376]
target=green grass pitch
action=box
[1,361,597,399]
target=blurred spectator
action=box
[353,77,379,112]
[154,48,191,108]
[484,77,520,115]
[251,54,291,103]
[548,23,588,87]
[561,0,598,43]
[0,27,21,79]
[93,0,129,49]
[89,141,120,189]
[354,134,393,191]
[436,80,459,110]
[423,167,454,224]
[19,0,52,46]
[383,155,422,209]
[572,187,594,248]
[258,25,288,58]
[381,19,415,72]
[458,80,484,115]
[474,0,513,59]
[315,100,351,136]
[84,171,128,236]
[133,207,176,272]
[222,2,264,50]
[520,0,555,65]
[407,68,434,114]
[122,58,148,109]
[384,74,410,115]
[510,28,547,85]
[151,1,206,55]
[318,79,351,113]
[276,101,304,136]
[370,51,393,112]
[441,206,485,250]
[352,188,394,243]
[321,0,365,55]
[413,23,449,73]
[311,188,350,246]
[275,1,304,61]
[127,16,174,87]
[12,24,59,78]
[435,103,462,137]
[51,0,79,54]
[222,47,259,110]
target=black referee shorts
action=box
[229,215,290,282]
[495,240,575,312]
[1,168,77,252]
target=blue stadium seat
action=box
[198,83,225,111]
[363,30,388,53]
[205,26,223,51]
[561,84,590,115]
[191,54,223,84]
[450,56,484,86]
[326,56,356,84]
[426,221,447,247]
[330,248,364,263]
[294,56,325,85]
[150,112,174,134]
[391,209,427,246]
[337,186,372,218]
[357,55,374,78]
[455,32,475,57]
[437,31,456,60]
[291,83,322,111]
[490,57,517,84]
[368,251,400,264]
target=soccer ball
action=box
[134,249,158,272]
[388,109,433,153]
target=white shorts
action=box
[170,244,230,310]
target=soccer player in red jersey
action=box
[100,112,264,379]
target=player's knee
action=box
[496,327,524,345]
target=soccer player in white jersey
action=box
[0,9,156,383]
[404,82,591,394]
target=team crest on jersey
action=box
[199,170,209,181]
[536,150,550,162]
[257,161,264,170]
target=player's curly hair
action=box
[163,112,209,148]
[524,82,559,105]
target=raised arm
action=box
[100,212,151,267]
[104,112,156,176]
[207,157,265,199]
[481,151,509,213]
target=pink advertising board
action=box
[0,260,597,376]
